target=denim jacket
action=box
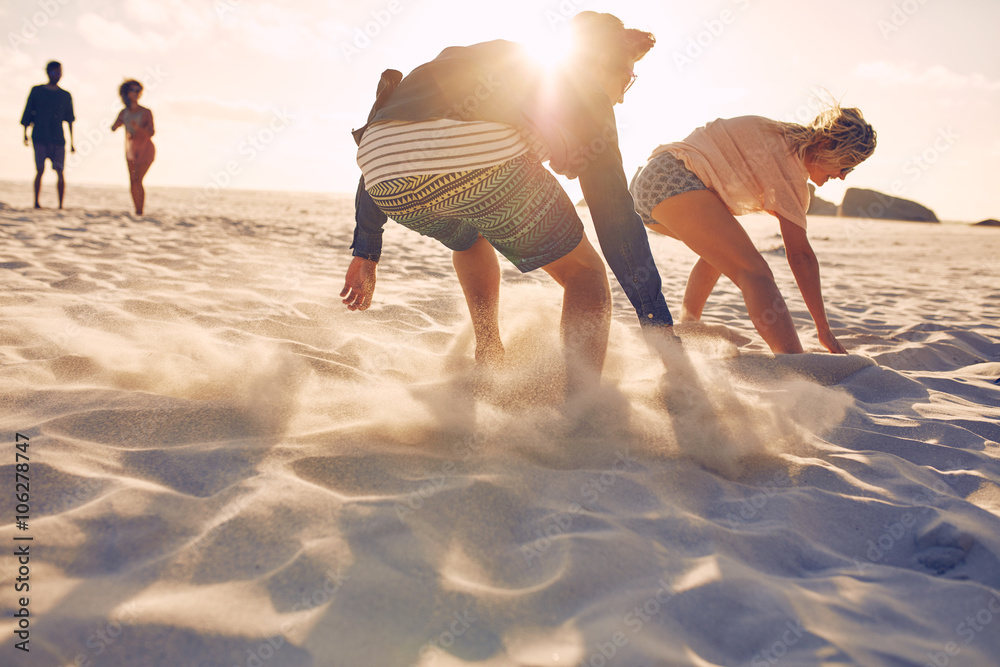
[350,40,673,327]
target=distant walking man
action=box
[21,61,75,209]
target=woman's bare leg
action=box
[453,235,504,367]
[127,148,154,215]
[646,223,722,321]
[681,257,722,321]
[128,174,144,215]
[650,190,803,353]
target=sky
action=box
[1,0,998,222]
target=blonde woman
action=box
[629,107,876,354]
[111,79,155,215]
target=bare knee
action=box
[730,257,776,291]
[542,239,611,305]
[563,261,611,310]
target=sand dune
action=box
[0,181,998,666]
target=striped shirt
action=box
[357,118,547,187]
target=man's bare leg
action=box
[453,235,504,367]
[33,170,43,208]
[56,169,65,209]
[540,235,612,391]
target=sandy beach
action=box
[0,180,998,667]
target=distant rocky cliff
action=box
[806,184,837,216]
[838,188,939,222]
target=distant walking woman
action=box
[111,79,155,215]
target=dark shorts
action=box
[366,153,583,273]
[629,152,708,226]
[33,143,66,171]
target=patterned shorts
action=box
[629,153,708,226]
[367,153,582,273]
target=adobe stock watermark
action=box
[5,0,71,56]
[750,618,806,667]
[545,116,628,179]
[543,0,588,29]
[520,450,637,566]
[672,0,753,73]
[394,70,502,164]
[395,434,485,523]
[45,478,103,516]
[411,609,477,666]
[182,107,294,215]
[232,567,349,667]
[974,253,998,287]
[842,126,959,244]
[340,1,404,62]
[878,0,932,39]
[215,0,245,20]
[779,87,838,127]
[52,319,82,348]
[723,469,792,528]
[851,479,951,574]
[900,126,959,183]
[66,65,169,171]
[754,293,792,330]
[581,576,676,666]
[70,602,143,667]
[923,595,1000,667]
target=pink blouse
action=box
[648,115,811,229]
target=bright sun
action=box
[519,27,573,70]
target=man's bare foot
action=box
[474,343,505,370]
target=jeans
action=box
[578,140,674,327]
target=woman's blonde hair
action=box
[781,105,876,169]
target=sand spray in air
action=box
[41,308,307,438]
[651,333,855,477]
[331,281,857,476]
[33,274,854,471]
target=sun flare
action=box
[520,28,573,71]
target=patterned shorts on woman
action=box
[628,152,708,227]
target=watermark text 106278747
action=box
[13,433,32,653]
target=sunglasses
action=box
[623,70,637,95]
[839,166,855,176]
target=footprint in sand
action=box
[913,520,973,576]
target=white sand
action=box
[0,180,998,667]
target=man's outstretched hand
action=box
[341,256,377,311]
